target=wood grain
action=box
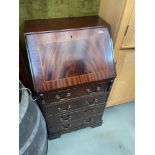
[24,16,111,35]
[114,0,135,60]
[99,0,135,106]
[107,50,135,106]
[24,16,116,92]
[121,6,135,49]
[99,0,127,43]
[106,0,135,106]
[24,16,116,139]
[26,27,116,92]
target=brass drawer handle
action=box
[84,109,95,114]
[97,86,101,91]
[61,123,71,130]
[85,98,98,106]
[66,92,71,97]
[55,92,71,101]
[84,118,92,124]
[85,101,95,106]
[95,98,98,102]
[58,105,71,112]
[55,94,60,100]
[86,88,91,93]
[86,86,101,94]
[60,115,71,122]
[86,89,97,94]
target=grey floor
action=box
[47,102,135,155]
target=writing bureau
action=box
[24,16,116,139]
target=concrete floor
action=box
[47,102,135,155]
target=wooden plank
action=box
[99,0,127,43]
[121,7,135,49]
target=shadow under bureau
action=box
[24,16,116,139]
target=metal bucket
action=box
[19,82,47,155]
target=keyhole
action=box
[71,35,72,38]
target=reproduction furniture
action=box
[99,0,135,106]
[24,16,116,139]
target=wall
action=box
[99,0,126,43]
[20,0,100,47]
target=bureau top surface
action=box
[24,16,116,93]
[24,16,110,34]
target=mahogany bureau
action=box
[24,16,116,139]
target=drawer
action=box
[46,104,105,126]
[45,82,109,103]
[43,93,108,117]
[48,114,102,134]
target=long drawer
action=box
[43,93,108,117]
[41,81,109,104]
[46,104,105,127]
[48,114,103,134]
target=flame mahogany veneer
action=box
[24,16,116,139]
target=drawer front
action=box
[48,114,102,134]
[47,105,105,126]
[46,82,109,103]
[44,93,108,117]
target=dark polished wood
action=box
[19,48,33,91]
[24,16,111,35]
[24,16,116,139]
[43,93,108,117]
[42,81,109,105]
[25,21,116,92]
[47,104,105,128]
[48,114,103,140]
